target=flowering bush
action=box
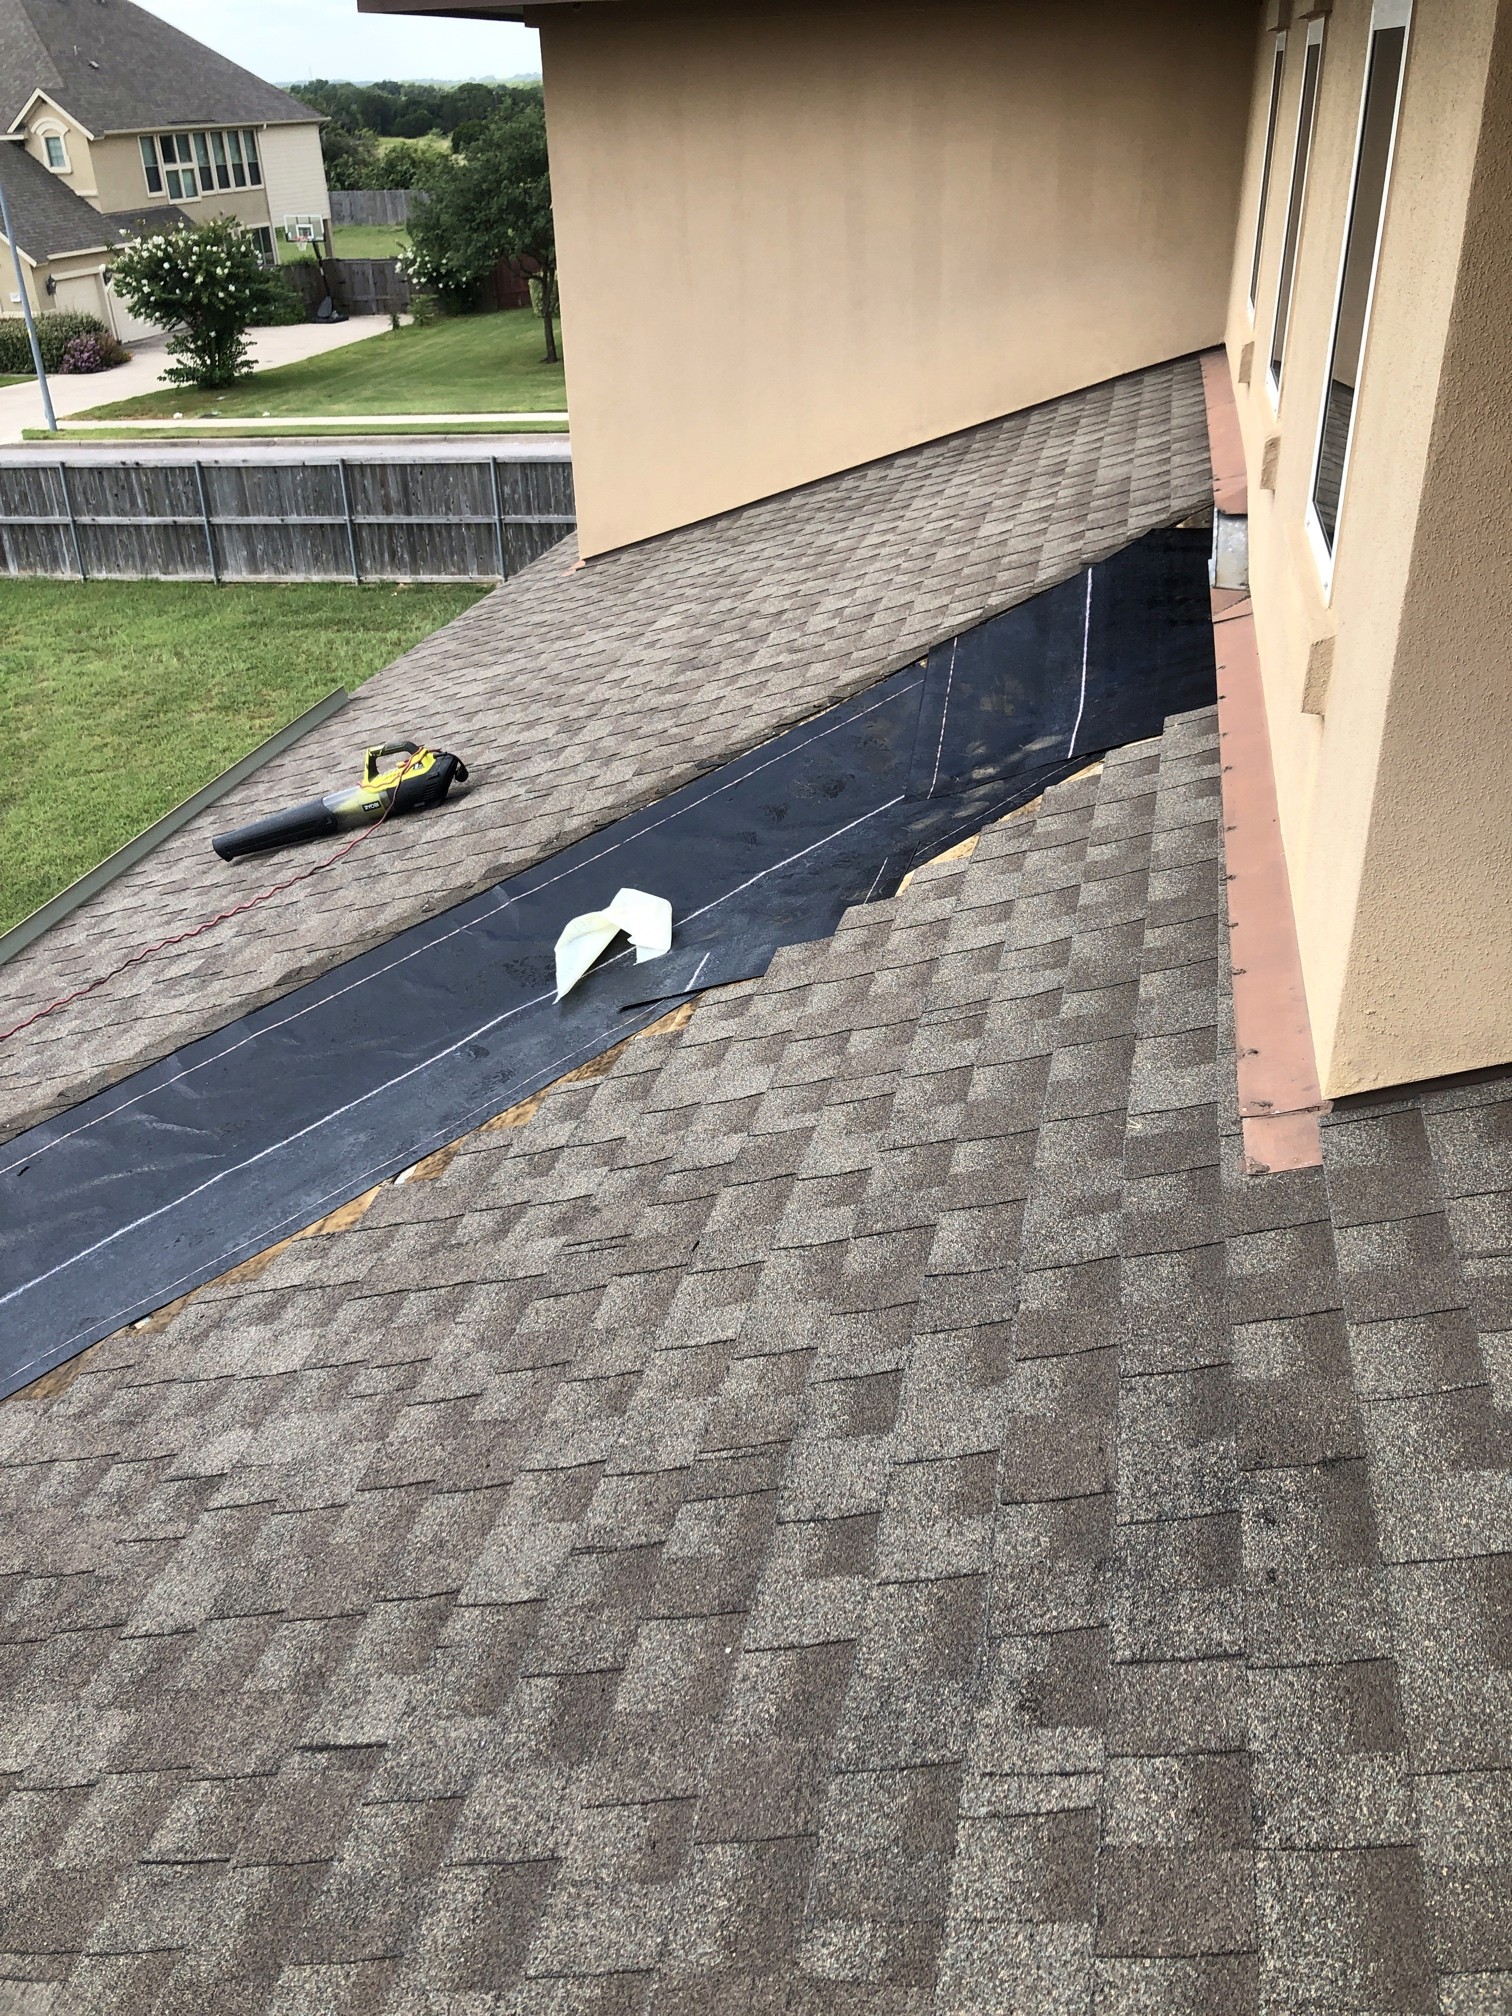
[58,331,128,374]
[110,219,267,387]
[0,311,117,374]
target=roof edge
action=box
[9,89,97,142]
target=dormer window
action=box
[42,132,68,171]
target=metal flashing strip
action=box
[0,687,350,970]
[1199,349,1328,1173]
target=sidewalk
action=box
[55,411,570,433]
[0,433,571,464]
[0,317,392,444]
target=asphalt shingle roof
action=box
[3,710,1508,2010]
[0,356,1213,1144]
[0,134,116,257]
[0,0,315,136]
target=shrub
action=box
[0,311,117,374]
[248,270,308,327]
[58,331,129,374]
[110,219,267,387]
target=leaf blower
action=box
[212,740,469,863]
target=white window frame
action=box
[1304,0,1413,597]
[40,128,69,173]
[1265,16,1325,409]
[1247,30,1288,318]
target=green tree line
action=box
[290,79,543,188]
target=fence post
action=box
[488,459,508,582]
[192,462,219,585]
[56,461,85,580]
[336,460,361,584]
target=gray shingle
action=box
[1,652,1508,2013]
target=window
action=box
[250,225,275,267]
[156,132,198,201]
[139,129,265,201]
[1308,0,1412,579]
[1267,20,1324,403]
[1248,32,1287,316]
[42,133,67,171]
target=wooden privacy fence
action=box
[0,457,575,584]
[330,189,422,227]
[282,257,411,319]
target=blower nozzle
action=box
[213,740,469,862]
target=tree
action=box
[110,219,265,387]
[319,122,378,191]
[404,102,560,362]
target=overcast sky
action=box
[138,0,541,85]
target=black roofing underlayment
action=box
[0,527,1216,1395]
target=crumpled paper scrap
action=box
[554,886,673,1001]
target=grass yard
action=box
[0,578,486,932]
[78,311,566,422]
[278,225,407,262]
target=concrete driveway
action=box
[0,317,392,444]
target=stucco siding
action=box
[543,0,1254,556]
[1226,0,1511,1093]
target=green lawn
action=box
[78,311,566,421]
[0,578,486,932]
[279,225,408,262]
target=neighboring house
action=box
[0,0,330,336]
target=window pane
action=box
[165,167,182,200]
[1248,36,1287,312]
[44,135,65,168]
[243,130,262,185]
[227,129,246,187]
[1312,23,1408,553]
[211,130,230,188]
[1269,35,1323,391]
[194,132,212,177]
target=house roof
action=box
[0,355,1214,1145]
[0,133,117,257]
[103,200,192,240]
[3,708,1508,2001]
[0,0,317,137]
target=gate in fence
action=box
[0,457,575,584]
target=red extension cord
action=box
[0,755,417,1048]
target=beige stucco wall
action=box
[21,101,98,200]
[1227,0,1512,1093]
[46,126,326,239]
[85,132,297,232]
[541,0,1255,555]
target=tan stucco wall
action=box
[22,103,97,200]
[89,136,162,215]
[79,128,327,234]
[541,0,1255,555]
[1227,0,1512,1093]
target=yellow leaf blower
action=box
[212,740,469,863]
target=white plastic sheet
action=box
[554,886,673,1001]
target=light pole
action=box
[0,161,58,433]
